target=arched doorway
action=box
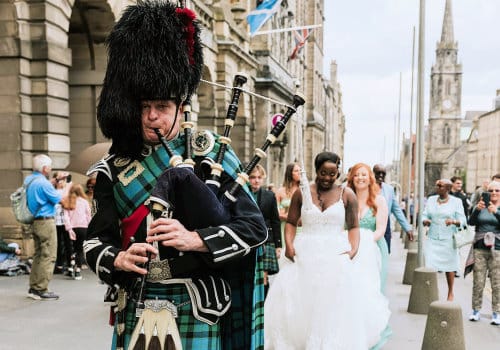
[68,0,115,157]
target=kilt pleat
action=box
[262,242,279,275]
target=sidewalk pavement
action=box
[384,233,499,350]
[0,268,111,350]
[0,236,499,349]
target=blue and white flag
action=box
[246,0,282,37]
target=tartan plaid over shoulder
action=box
[112,133,247,219]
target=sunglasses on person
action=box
[488,189,500,193]
[435,184,445,188]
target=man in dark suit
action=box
[249,164,282,296]
[450,176,469,217]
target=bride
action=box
[264,152,366,349]
[347,163,392,349]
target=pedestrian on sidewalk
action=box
[53,171,70,274]
[347,163,392,349]
[466,180,500,325]
[0,237,21,262]
[347,163,390,293]
[422,178,467,301]
[26,154,62,300]
[265,152,372,349]
[275,162,301,240]
[248,164,281,297]
[62,183,91,280]
[373,164,413,253]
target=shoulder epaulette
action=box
[86,154,115,181]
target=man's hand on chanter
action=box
[147,218,209,253]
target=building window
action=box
[445,81,451,95]
[443,123,451,145]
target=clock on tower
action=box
[442,99,452,110]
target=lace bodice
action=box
[301,201,346,234]
[359,208,376,231]
[299,171,346,235]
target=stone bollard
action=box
[402,249,418,285]
[407,267,439,314]
[421,301,465,350]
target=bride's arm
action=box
[344,187,360,259]
[284,189,302,261]
[374,195,388,241]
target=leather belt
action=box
[34,216,54,220]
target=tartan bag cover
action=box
[112,133,247,219]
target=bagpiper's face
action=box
[141,100,182,144]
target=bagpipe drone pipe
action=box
[147,74,305,234]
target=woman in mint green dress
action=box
[347,163,392,350]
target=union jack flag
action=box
[289,28,313,60]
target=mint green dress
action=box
[358,209,392,350]
[359,209,390,294]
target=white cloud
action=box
[324,0,500,170]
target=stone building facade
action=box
[0,0,344,248]
[466,91,500,193]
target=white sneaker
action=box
[491,312,500,325]
[469,310,480,321]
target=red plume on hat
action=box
[97,0,203,159]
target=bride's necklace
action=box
[317,189,325,210]
[437,196,449,204]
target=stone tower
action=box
[425,0,463,194]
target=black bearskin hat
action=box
[97,0,203,159]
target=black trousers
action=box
[384,218,392,254]
[55,225,67,267]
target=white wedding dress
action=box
[264,180,370,350]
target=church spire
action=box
[440,0,455,45]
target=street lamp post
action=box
[407,26,416,224]
[416,0,426,267]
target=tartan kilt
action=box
[111,283,221,350]
[262,242,279,275]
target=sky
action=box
[323,0,500,170]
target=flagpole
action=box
[252,24,323,36]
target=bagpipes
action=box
[148,72,306,214]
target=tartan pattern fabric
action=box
[222,247,264,350]
[262,241,279,275]
[113,133,247,219]
[112,283,222,350]
[251,246,265,350]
